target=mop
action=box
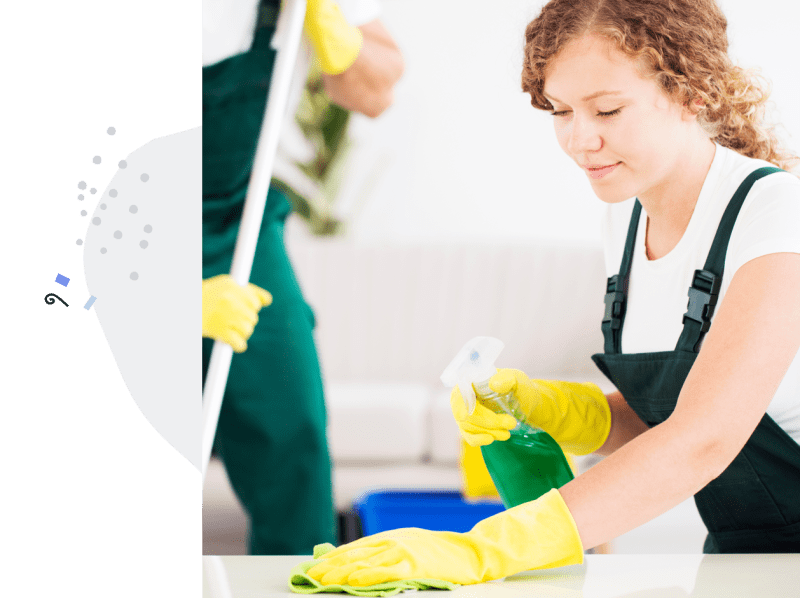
[202,0,309,481]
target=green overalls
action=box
[202,0,336,554]
[592,167,800,553]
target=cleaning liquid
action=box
[441,337,574,509]
[472,379,574,508]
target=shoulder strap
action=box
[601,200,642,354]
[675,166,783,353]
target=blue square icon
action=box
[55,273,70,287]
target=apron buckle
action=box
[603,274,625,330]
[682,269,722,333]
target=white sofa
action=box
[202,220,707,554]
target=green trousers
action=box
[202,12,336,555]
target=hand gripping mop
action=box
[441,336,574,508]
[202,0,309,480]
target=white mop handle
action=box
[202,0,308,480]
[203,556,234,598]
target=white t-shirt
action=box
[202,0,381,66]
[602,143,800,444]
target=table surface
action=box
[203,553,800,597]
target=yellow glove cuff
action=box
[305,0,363,75]
[467,488,584,579]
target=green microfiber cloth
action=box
[288,543,460,596]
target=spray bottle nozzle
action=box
[441,336,505,415]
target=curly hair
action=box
[521,0,799,172]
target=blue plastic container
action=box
[355,490,506,536]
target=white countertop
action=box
[203,553,800,597]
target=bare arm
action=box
[596,390,650,455]
[560,252,800,550]
[322,19,404,118]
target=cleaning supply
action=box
[442,337,574,508]
[304,489,584,587]
[289,543,460,595]
[460,440,501,500]
[201,274,273,353]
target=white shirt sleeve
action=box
[726,172,800,280]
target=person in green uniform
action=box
[201,0,403,555]
[304,0,800,586]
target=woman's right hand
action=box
[450,368,613,455]
[450,385,518,447]
[488,369,612,455]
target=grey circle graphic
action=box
[78,181,87,190]
[140,173,149,182]
[144,224,152,233]
[109,189,118,198]
[93,156,102,164]
[92,217,101,225]
[118,160,128,169]
[107,127,116,135]
[78,194,84,200]
[90,188,97,194]
[100,248,107,254]
[101,204,107,210]
[81,210,87,216]
[140,240,149,249]
[130,272,139,281]
[129,205,138,214]
[114,230,123,239]
[76,239,83,245]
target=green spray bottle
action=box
[441,336,574,508]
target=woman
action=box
[306,0,800,585]
[202,0,403,555]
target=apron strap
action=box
[602,200,642,353]
[251,0,282,50]
[675,166,783,353]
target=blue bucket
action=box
[355,490,505,536]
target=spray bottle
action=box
[441,336,574,508]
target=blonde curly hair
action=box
[521,0,799,173]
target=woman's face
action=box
[543,35,698,204]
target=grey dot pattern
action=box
[90,188,97,194]
[114,230,122,239]
[144,224,152,233]
[140,173,149,182]
[76,239,83,245]
[107,127,116,135]
[93,156,101,164]
[78,181,87,190]
[81,210,87,216]
[118,160,127,169]
[109,189,118,198]
[78,194,84,200]
[100,248,107,254]
[92,217,101,225]
[130,272,139,281]
[129,205,138,214]
[140,240,148,249]
[100,204,107,210]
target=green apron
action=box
[592,167,800,553]
[202,0,336,554]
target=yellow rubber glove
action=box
[201,275,272,353]
[307,488,583,586]
[450,370,612,455]
[304,0,363,75]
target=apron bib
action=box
[592,167,800,553]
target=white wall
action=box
[329,0,800,245]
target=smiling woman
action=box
[303,0,800,588]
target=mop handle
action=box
[203,556,234,598]
[202,0,308,480]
